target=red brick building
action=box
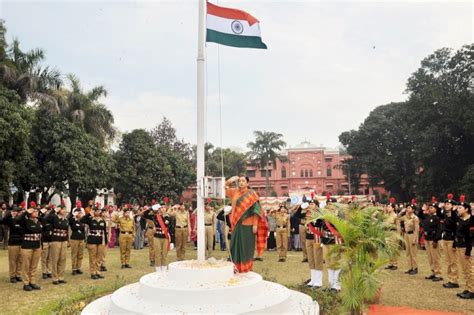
[247,141,374,197]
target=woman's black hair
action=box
[239,174,250,183]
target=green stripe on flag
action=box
[206,29,267,49]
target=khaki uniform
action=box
[385,211,399,266]
[273,212,290,259]
[400,214,419,270]
[204,211,216,259]
[145,216,156,263]
[41,242,52,275]
[70,240,84,271]
[8,245,22,278]
[21,249,42,285]
[170,209,189,261]
[113,215,135,265]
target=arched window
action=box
[281,167,287,178]
[309,169,313,177]
[300,170,304,177]
[304,170,308,177]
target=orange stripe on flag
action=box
[207,1,259,26]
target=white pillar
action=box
[196,0,206,261]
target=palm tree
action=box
[313,206,401,315]
[247,131,286,196]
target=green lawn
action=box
[0,243,472,314]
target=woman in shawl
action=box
[225,175,268,273]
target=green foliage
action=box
[340,44,474,201]
[313,206,401,314]
[206,145,247,178]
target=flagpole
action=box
[196,0,206,262]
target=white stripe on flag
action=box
[207,14,262,37]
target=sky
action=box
[1,0,472,151]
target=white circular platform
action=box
[82,260,319,314]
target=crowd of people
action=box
[0,190,472,301]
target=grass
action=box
[0,243,472,314]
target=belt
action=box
[53,229,68,237]
[205,224,212,226]
[148,227,155,229]
[121,231,133,234]
[277,225,287,228]
[24,233,41,241]
[406,231,414,234]
[89,230,104,237]
[176,226,187,228]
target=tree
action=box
[150,117,193,165]
[30,113,115,204]
[206,147,247,178]
[247,131,286,196]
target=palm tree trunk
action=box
[265,167,270,196]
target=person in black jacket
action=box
[424,202,443,282]
[81,208,107,279]
[16,202,43,291]
[454,196,473,299]
[68,208,85,275]
[39,204,54,279]
[442,195,460,289]
[48,205,69,285]
[0,206,23,283]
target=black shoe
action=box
[15,276,22,282]
[72,270,77,275]
[432,276,443,282]
[425,274,435,280]
[76,269,83,274]
[91,275,98,280]
[58,280,67,284]
[459,291,474,299]
[125,264,132,268]
[278,258,284,262]
[405,269,413,274]
[390,266,398,270]
[10,277,17,283]
[121,265,126,269]
[301,258,308,263]
[457,290,469,297]
[254,257,263,261]
[52,280,60,285]
[30,283,41,290]
[150,261,155,267]
[96,274,104,279]
[23,285,33,291]
[100,266,107,272]
[385,265,393,270]
[443,282,460,288]
[304,278,311,285]
[42,273,48,279]
[47,273,52,278]
[408,269,418,275]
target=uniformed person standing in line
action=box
[143,203,157,266]
[272,205,291,262]
[81,207,107,279]
[321,202,343,292]
[16,202,43,291]
[168,204,190,261]
[384,198,399,270]
[204,203,216,259]
[0,206,23,283]
[398,201,420,275]
[49,204,69,285]
[454,195,474,299]
[294,201,308,263]
[424,200,443,282]
[68,208,85,275]
[39,204,53,279]
[305,200,323,288]
[442,194,460,289]
[153,205,172,272]
[99,207,111,271]
[113,206,135,268]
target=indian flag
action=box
[206,1,267,49]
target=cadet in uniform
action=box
[49,204,69,285]
[321,201,343,292]
[113,206,135,268]
[168,204,190,261]
[294,202,308,262]
[442,194,459,289]
[39,204,53,279]
[305,200,323,288]
[143,203,157,266]
[16,202,43,291]
[204,203,216,259]
[269,205,289,262]
[81,207,107,279]
[69,208,85,275]
[99,207,111,271]
[0,206,23,283]
[153,206,172,272]
[454,195,474,299]
[424,200,443,282]
[398,201,420,275]
[384,198,399,270]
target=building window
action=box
[310,169,313,177]
[261,170,271,177]
[247,170,256,178]
[327,167,332,177]
[281,167,287,178]
[300,170,304,177]
[304,170,309,177]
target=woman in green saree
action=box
[225,176,268,273]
